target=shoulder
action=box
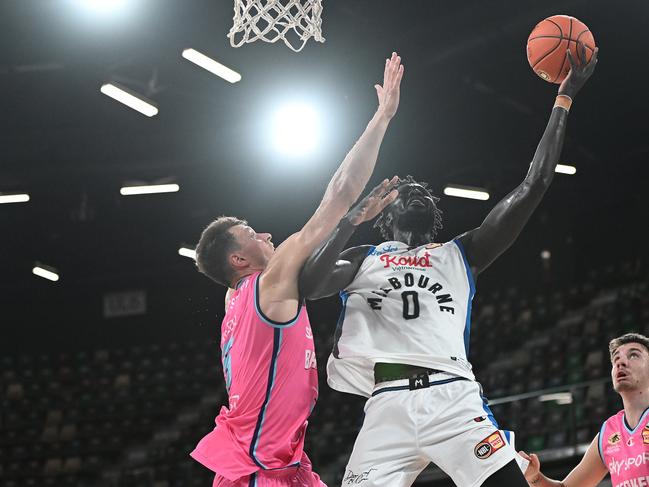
[340,244,377,260]
[608,409,625,423]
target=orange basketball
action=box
[527,15,596,84]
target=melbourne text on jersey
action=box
[367,271,455,316]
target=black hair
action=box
[373,175,443,241]
[195,216,247,287]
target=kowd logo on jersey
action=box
[474,431,505,460]
[380,251,433,270]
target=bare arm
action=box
[299,177,399,299]
[520,435,608,487]
[458,45,598,276]
[259,54,404,322]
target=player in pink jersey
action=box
[189,53,405,487]
[519,333,649,487]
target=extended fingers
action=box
[566,48,575,70]
[590,46,599,65]
[385,52,401,86]
[383,188,399,204]
[372,178,389,195]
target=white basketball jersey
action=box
[327,239,476,398]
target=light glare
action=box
[443,185,490,201]
[272,104,319,156]
[120,184,180,196]
[81,0,126,11]
[0,193,30,204]
[182,49,241,83]
[33,266,59,282]
[555,164,577,175]
[101,84,158,117]
[539,392,572,404]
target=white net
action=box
[228,0,324,52]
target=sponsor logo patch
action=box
[475,431,505,459]
[642,429,649,445]
[609,432,621,445]
[379,251,433,270]
[409,374,430,390]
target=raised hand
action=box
[558,42,598,98]
[519,451,541,483]
[347,176,399,226]
[375,52,405,120]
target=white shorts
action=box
[341,374,521,487]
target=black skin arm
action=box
[299,177,399,299]
[458,44,598,276]
[457,106,566,276]
[299,220,371,299]
[300,45,598,297]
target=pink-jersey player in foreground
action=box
[189,53,404,486]
[520,333,649,487]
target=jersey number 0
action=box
[401,291,420,320]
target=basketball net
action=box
[228,0,324,52]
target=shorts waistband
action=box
[372,372,469,397]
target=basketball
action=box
[527,15,596,84]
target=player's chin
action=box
[613,379,632,392]
[400,208,434,227]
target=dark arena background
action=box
[2,0,649,486]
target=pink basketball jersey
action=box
[191,272,319,481]
[599,408,649,486]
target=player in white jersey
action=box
[300,44,597,487]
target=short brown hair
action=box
[609,333,649,360]
[195,216,246,286]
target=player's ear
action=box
[229,252,247,271]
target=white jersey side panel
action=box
[327,240,476,398]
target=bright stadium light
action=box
[541,249,551,260]
[120,184,180,196]
[0,193,30,204]
[443,185,490,201]
[272,103,320,156]
[555,164,577,175]
[100,84,158,117]
[80,0,126,12]
[182,49,241,83]
[178,247,197,260]
[33,266,60,282]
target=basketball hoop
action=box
[228,0,324,52]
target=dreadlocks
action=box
[373,175,443,242]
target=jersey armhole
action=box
[254,274,301,328]
[597,423,606,464]
[453,239,476,293]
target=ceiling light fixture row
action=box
[100,50,241,117]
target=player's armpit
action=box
[561,435,608,487]
[256,233,307,322]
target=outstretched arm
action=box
[458,45,598,276]
[519,435,608,487]
[299,177,399,299]
[259,54,404,322]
